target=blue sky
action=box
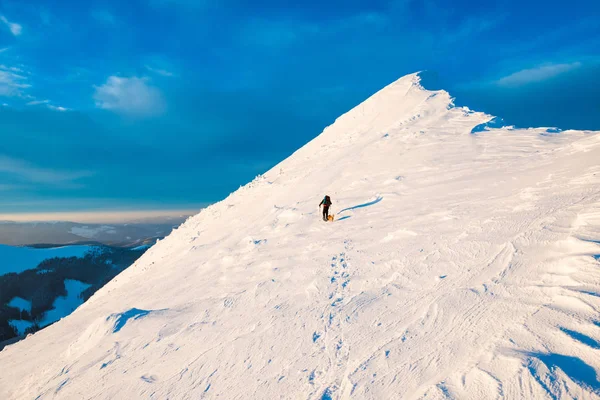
[0,0,599,220]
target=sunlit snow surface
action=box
[2,73,600,399]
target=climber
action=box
[319,195,332,221]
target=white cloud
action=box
[0,65,30,97]
[496,62,582,87]
[47,104,70,112]
[1,65,67,108]
[26,99,50,106]
[0,47,9,53]
[25,100,69,111]
[145,65,175,77]
[0,15,22,36]
[93,76,165,117]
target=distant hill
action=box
[0,243,151,347]
[0,218,187,347]
[0,217,189,247]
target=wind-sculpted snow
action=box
[2,72,600,399]
[109,308,152,333]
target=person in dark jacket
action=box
[319,195,332,221]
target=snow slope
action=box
[2,73,600,399]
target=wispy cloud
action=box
[26,99,50,106]
[93,76,166,117]
[0,47,9,53]
[0,155,91,187]
[47,104,70,112]
[496,62,582,87]
[0,65,31,97]
[145,65,175,77]
[0,64,69,108]
[0,15,22,36]
[25,99,70,111]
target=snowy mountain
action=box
[1,72,600,399]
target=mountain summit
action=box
[2,73,600,399]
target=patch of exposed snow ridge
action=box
[2,72,600,399]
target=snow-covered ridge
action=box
[2,72,600,399]
[326,72,487,135]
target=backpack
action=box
[323,196,332,206]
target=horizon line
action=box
[0,208,204,224]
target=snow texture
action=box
[1,73,600,399]
[0,244,92,276]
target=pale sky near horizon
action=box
[0,209,199,223]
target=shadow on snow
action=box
[107,308,167,333]
[339,196,383,214]
[524,351,600,395]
